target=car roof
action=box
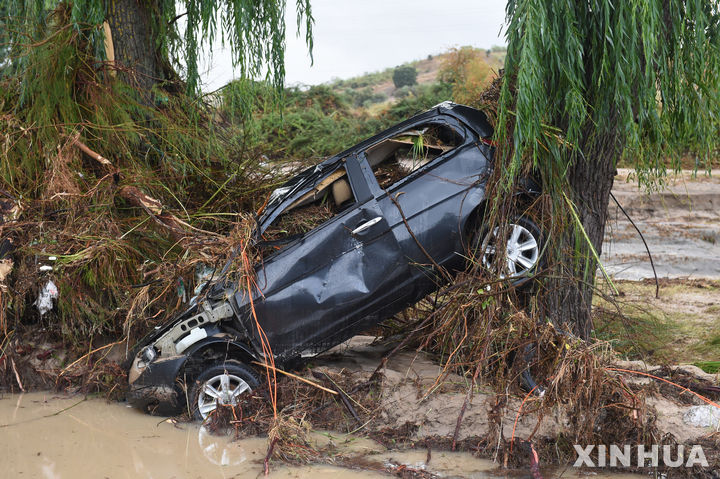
[324,101,493,163]
[257,102,493,227]
[436,101,494,138]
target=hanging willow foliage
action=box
[0,0,314,190]
[484,0,720,336]
[498,0,720,184]
[3,0,313,95]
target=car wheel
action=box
[477,216,543,286]
[190,360,259,421]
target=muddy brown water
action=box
[0,393,642,478]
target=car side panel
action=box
[236,198,410,359]
[369,143,491,302]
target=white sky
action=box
[199,0,507,91]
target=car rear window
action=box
[365,122,464,190]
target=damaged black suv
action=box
[127,102,543,419]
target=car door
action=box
[358,117,491,302]
[235,156,411,359]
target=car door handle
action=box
[351,217,382,235]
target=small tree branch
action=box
[71,137,113,167]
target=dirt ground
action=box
[603,169,720,280]
[305,334,720,476]
[596,169,720,368]
[313,335,564,443]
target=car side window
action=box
[259,166,355,258]
[365,122,464,190]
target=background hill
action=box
[227,46,505,164]
[326,46,505,110]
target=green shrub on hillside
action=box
[392,65,418,89]
[345,87,387,108]
[330,69,393,91]
[219,79,453,163]
[230,85,384,160]
[383,83,453,122]
[395,85,412,99]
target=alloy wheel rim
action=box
[482,223,539,278]
[197,373,251,420]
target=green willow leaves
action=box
[2,0,314,95]
[498,0,720,183]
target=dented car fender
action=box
[128,327,256,414]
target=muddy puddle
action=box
[0,393,642,478]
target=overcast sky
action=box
[198,0,508,91]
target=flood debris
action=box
[35,280,58,316]
[684,405,720,428]
[0,259,13,283]
[167,334,719,476]
[266,415,319,467]
[1,34,718,476]
[47,90,720,475]
[126,102,534,424]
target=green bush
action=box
[383,83,453,122]
[392,65,418,89]
[345,87,387,108]
[395,85,412,99]
[232,85,385,160]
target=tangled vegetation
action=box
[0,4,490,376]
[0,4,286,352]
[1,1,720,476]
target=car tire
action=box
[189,360,259,421]
[474,215,544,287]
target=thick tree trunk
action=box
[106,0,162,95]
[544,127,619,338]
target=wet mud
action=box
[0,392,508,478]
[603,169,720,280]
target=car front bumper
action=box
[127,354,188,416]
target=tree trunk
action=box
[544,127,619,338]
[106,0,162,96]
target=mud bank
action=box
[603,169,720,280]
[3,336,718,477]
[316,337,720,446]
